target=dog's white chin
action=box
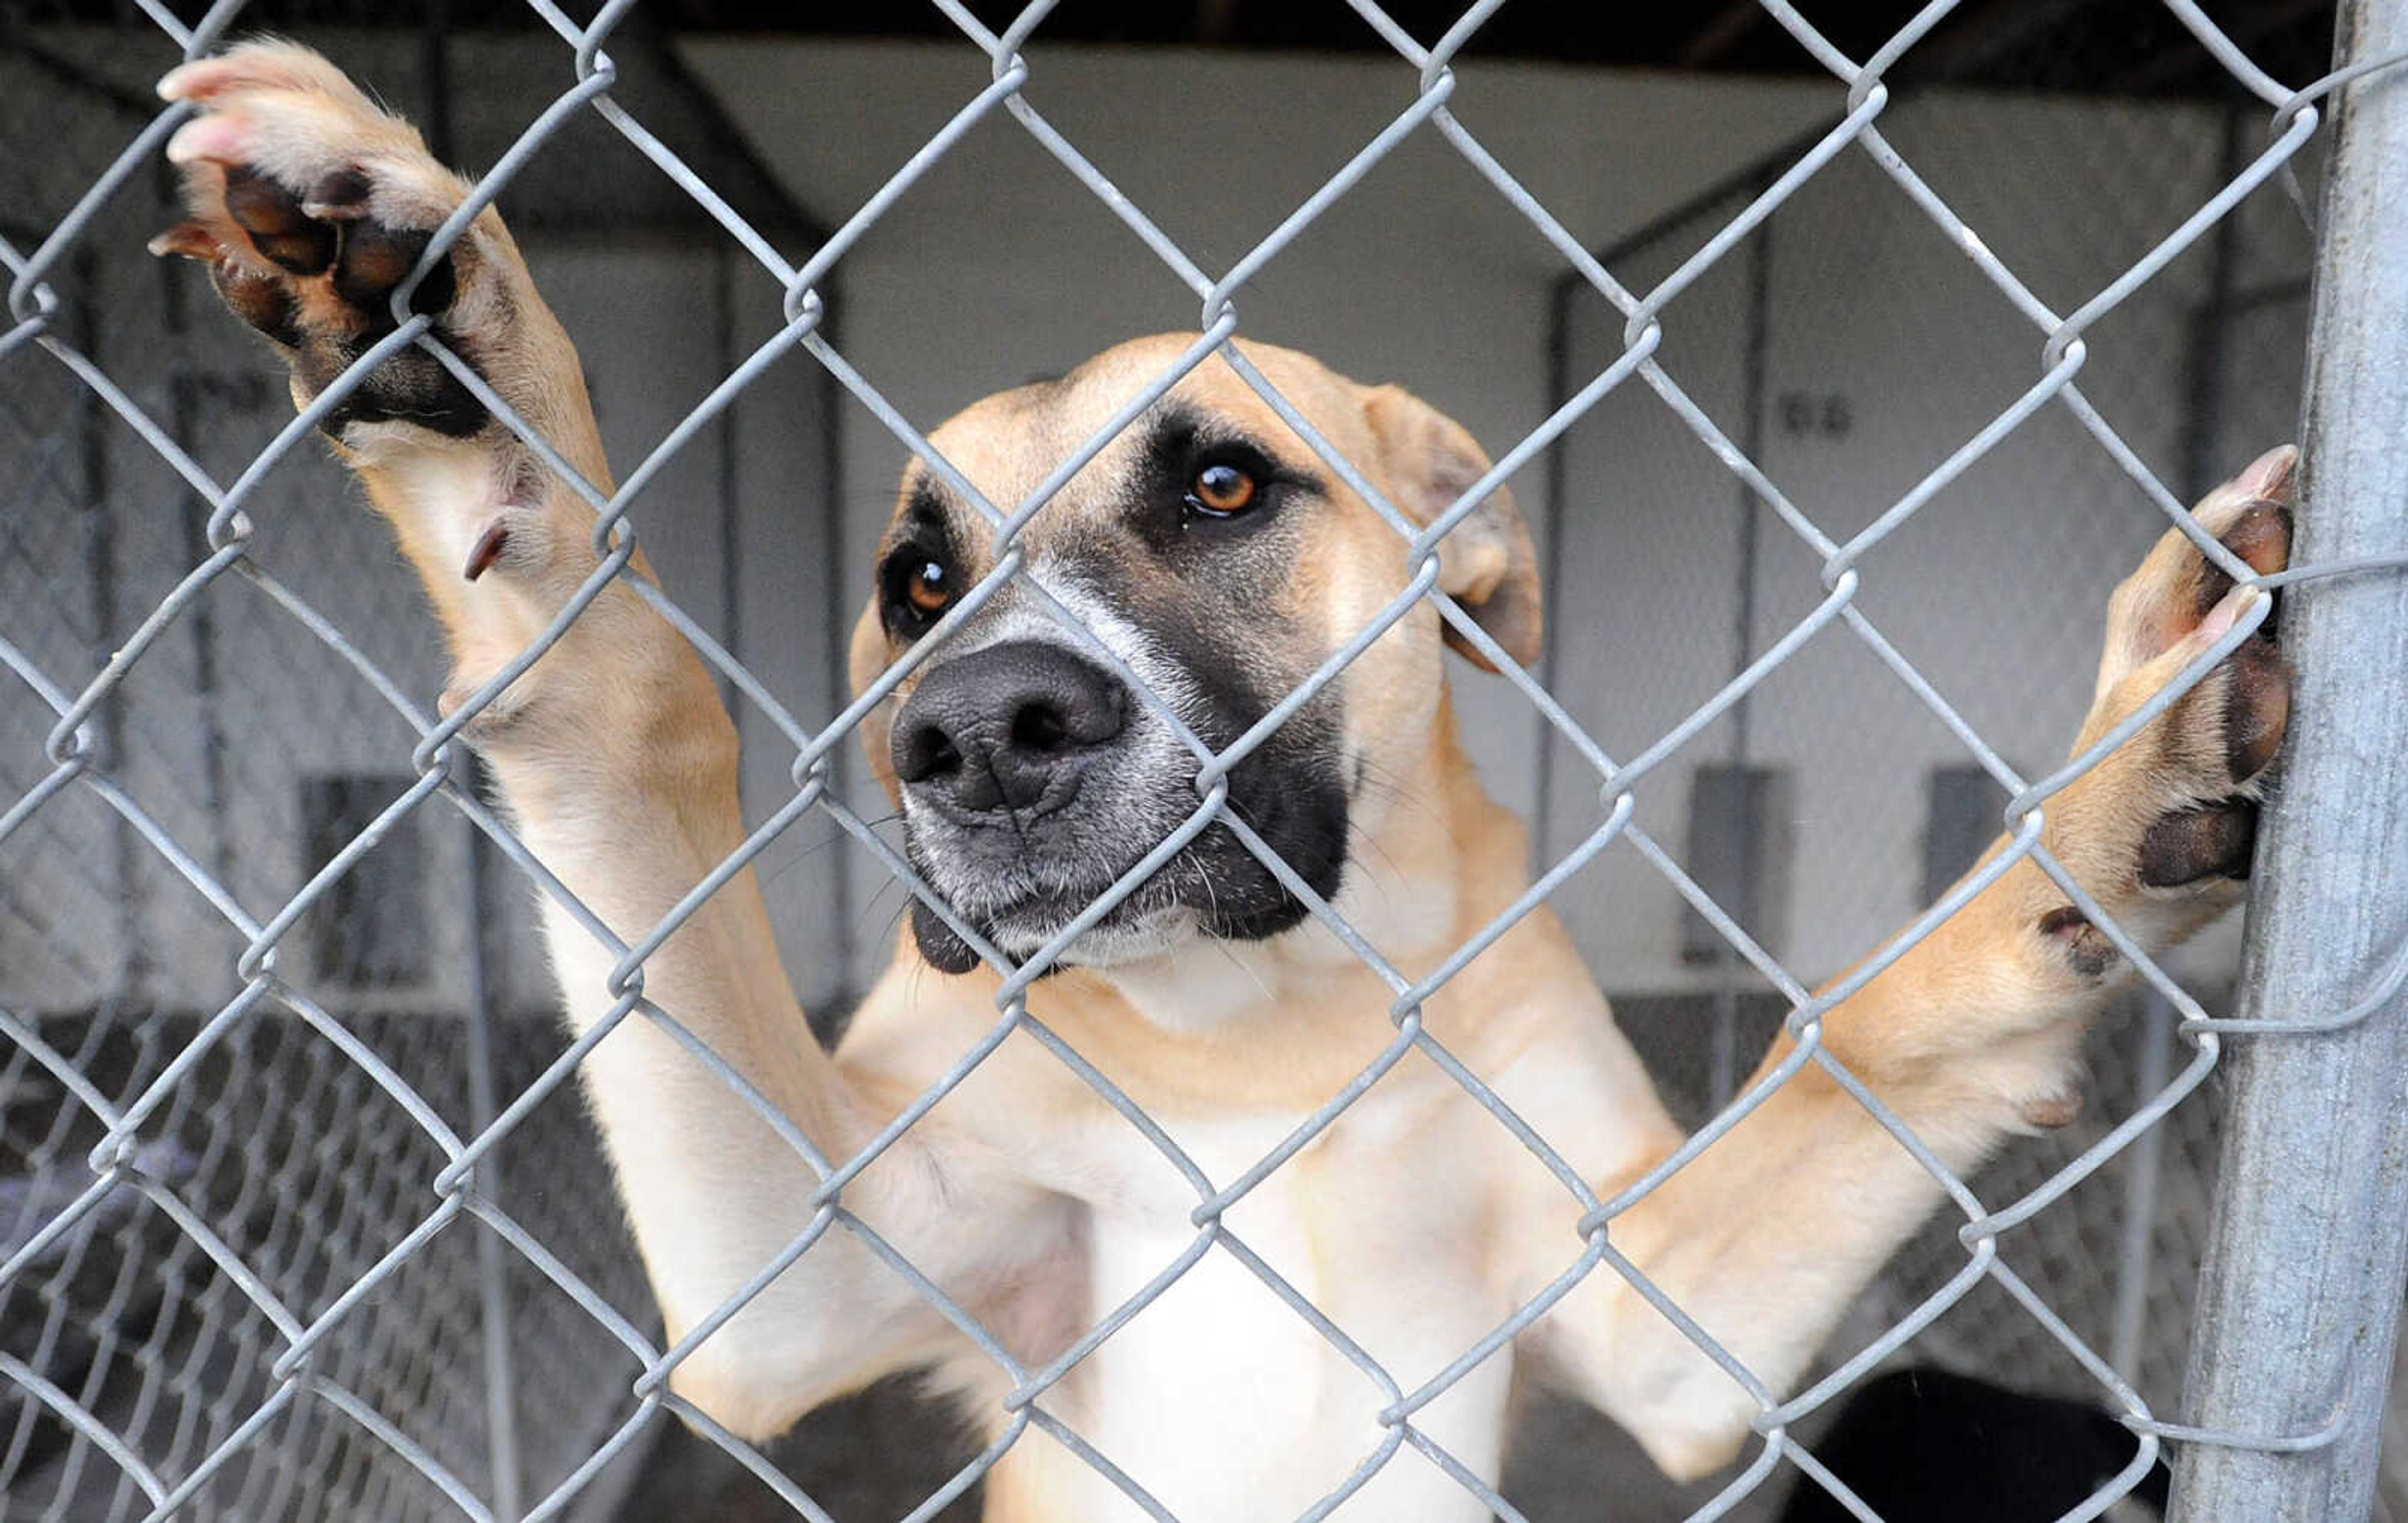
[990,904,1203,969]
[990,898,1318,1034]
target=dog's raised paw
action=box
[2063,446,2297,909]
[153,41,492,439]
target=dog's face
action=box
[848,335,1540,978]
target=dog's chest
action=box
[1026,1094,1511,1521]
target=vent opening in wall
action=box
[1680,763,1793,966]
[300,774,430,989]
[1924,762,2012,908]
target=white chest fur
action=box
[1025,1095,1516,1522]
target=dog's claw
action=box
[158,56,237,102]
[302,168,374,221]
[165,110,248,166]
[2235,442,2299,504]
[463,520,510,582]
[147,222,221,260]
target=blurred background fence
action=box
[0,2,2389,1519]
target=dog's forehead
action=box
[902,336,1376,540]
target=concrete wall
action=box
[1543,92,2288,996]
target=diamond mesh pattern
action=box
[4,4,2407,1521]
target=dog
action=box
[150,43,2293,1520]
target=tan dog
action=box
[155,44,2294,1520]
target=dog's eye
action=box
[883,548,958,635]
[906,558,951,618]
[1187,463,1259,518]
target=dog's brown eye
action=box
[1190,463,1257,517]
[906,559,951,617]
[880,543,962,637]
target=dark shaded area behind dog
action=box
[1777,1368,2170,1522]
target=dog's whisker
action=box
[759,813,901,895]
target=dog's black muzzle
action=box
[890,636,1346,978]
[891,640,1127,821]
[892,639,1141,974]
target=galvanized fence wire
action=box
[6,2,2408,1520]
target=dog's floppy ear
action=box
[1361,384,1542,672]
[848,601,903,805]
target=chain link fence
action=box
[5,3,2408,1520]
[1540,85,2315,1445]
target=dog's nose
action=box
[892,641,1127,813]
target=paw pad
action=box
[2039,905,2119,979]
[2017,1085,2084,1130]
[152,63,489,440]
[2220,640,2291,782]
[2137,801,2258,888]
[224,165,337,273]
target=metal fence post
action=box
[2170,4,2408,1514]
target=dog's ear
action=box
[1361,384,1541,672]
[848,600,903,805]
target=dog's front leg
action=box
[153,43,1052,1439]
[1543,450,2298,1480]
